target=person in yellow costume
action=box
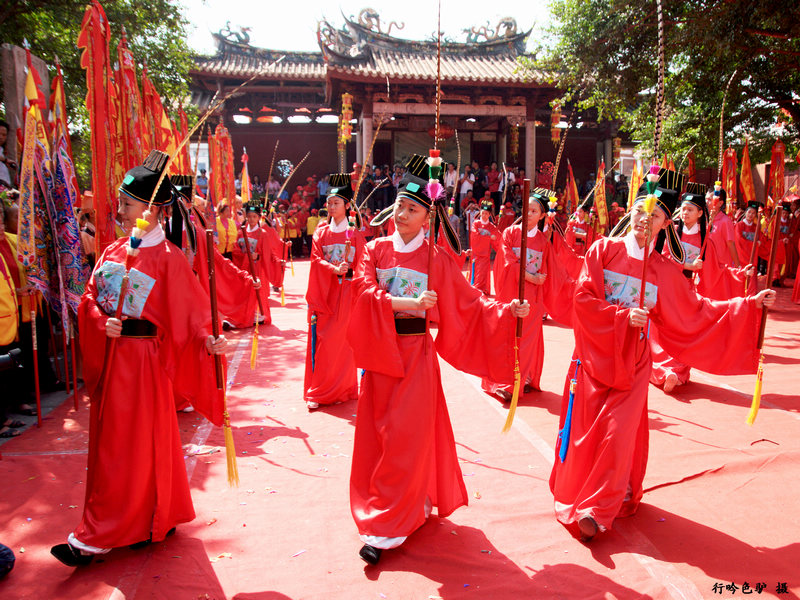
[216,201,237,259]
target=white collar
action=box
[329,217,348,233]
[527,225,539,238]
[139,224,166,248]
[480,215,490,224]
[744,217,754,226]
[246,223,260,233]
[624,230,655,260]
[392,228,425,253]
[683,222,699,235]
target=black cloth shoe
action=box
[496,389,512,403]
[578,516,599,542]
[358,544,382,565]
[50,544,94,567]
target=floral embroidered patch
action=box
[603,269,657,310]
[94,261,156,318]
[512,247,544,275]
[680,241,701,264]
[322,243,356,263]
[376,266,428,318]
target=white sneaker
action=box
[306,401,319,410]
[180,406,195,413]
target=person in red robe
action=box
[482,187,572,400]
[650,183,753,392]
[707,188,740,268]
[734,201,760,268]
[303,173,366,410]
[564,201,594,256]
[51,151,227,567]
[468,199,500,294]
[497,201,517,231]
[550,167,775,542]
[347,153,529,565]
[231,202,272,325]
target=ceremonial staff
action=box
[502,178,530,433]
[206,229,239,484]
[636,165,662,350]
[264,139,279,208]
[745,204,762,293]
[240,223,264,369]
[31,301,42,427]
[746,202,781,426]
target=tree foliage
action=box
[0,0,196,187]
[521,0,800,168]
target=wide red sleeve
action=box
[540,236,575,328]
[160,247,226,427]
[573,239,640,390]
[650,258,760,375]
[552,229,584,280]
[77,240,126,398]
[346,242,405,378]
[433,246,517,384]
[695,239,747,300]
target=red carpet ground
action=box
[1,259,798,599]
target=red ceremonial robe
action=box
[303,221,366,405]
[550,235,761,532]
[347,234,516,542]
[793,236,800,304]
[735,218,757,267]
[190,217,261,328]
[262,223,289,289]
[75,231,224,549]
[232,224,272,322]
[481,224,572,395]
[469,218,500,294]
[565,217,593,256]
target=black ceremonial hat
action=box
[531,187,556,213]
[396,154,439,210]
[633,167,685,218]
[170,174,194,201]
[120,150,173,206]
[327,173,353,203]
[244,201,262,215]
[681,182,708,213]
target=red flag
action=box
[241,147,251,205]
[140,67,160,154]
[594,160,609,230]
[684,150,696,183]
[116,30,146,168]
[722,147,738,208]
[740,139,756,208]
[627,162,643,211]
[49,62,79,206]
[77,0,116,257]
[565,160,579,215]
[769,140,786,202]
[178,106,191,174]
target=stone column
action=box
[604,138,613,172]
[498,129,507,165]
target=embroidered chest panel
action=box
[602,269,657,310]
[742,230,755,241]
[237,236,258,255]
[680,240,701,263]
[512,247,544,275]
[94,260,156,318]
[322,242,356,263]
[376,266,428,318]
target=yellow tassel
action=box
[502,339,521,433]
[746,354,764,425]
[135,217,150,230]
[280,286,285,306]
[643,193,657,215]
[290,260,295,277]
[223,410,239,486]
[249,316,259,370]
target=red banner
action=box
[740,139,756,208]
[116,31,146,168]
[565,160,579,215]
[722,147,738,209]
[77,0,116,257]
[594,160,608,230]
[684,150,696,183]
[769,140,786,203]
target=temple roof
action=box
[191,11,539,85]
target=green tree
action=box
[0,0,196,187]
[520,0,800,169]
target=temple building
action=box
[189,10,628,189]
